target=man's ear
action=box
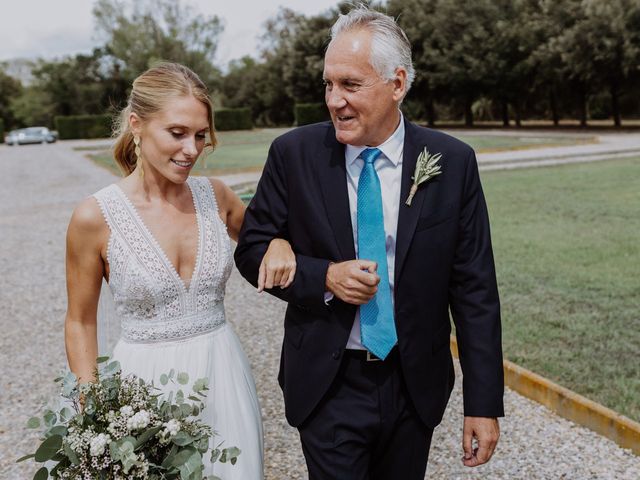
[129,112,143,137]
[392,67,408,102]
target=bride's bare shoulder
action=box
[68,196,108,238]
[206,177,234,211]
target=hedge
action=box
[294,103,330,126]
[54,114,112,140]
[214,108,252,131]
[0,119,4,144]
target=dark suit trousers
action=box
[298,349,433,480]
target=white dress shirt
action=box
[344,116,405,349]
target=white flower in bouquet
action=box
[119,405,134,418]
[165,419,181,436]
[126,409,151,431]
[89,433,111,457]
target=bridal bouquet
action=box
[18,357,240,480]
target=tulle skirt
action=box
[112,323,264,479]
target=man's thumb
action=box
[359,259,378,273]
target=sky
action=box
[0,0,341,67]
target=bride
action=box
[64,62,294,479]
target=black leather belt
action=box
[343,347,398,362]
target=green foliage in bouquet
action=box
[18,357,240,480]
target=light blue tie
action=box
[357,148,397,360]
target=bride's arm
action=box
[208,177,296,291]
[65,197,108,384]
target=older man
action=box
[235,6,504,479]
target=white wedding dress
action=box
[93,176,263,479]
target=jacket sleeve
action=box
[234,139,331,310]
[448,150,505,418]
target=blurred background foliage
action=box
[1,0,640,130]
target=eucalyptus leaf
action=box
[34,434,63,462]
[160,374,169,386]
[171,431,194,446]
[96,356,110,363]
[220,446,241,464]
[177,372,189,385]
[33,466,49,480]
[59,407,74,422]
[27,417,41,429]
[84,398,96,415]
[61,372,77,396]
[48,425,68,437]
[135,426,163,450]
[192,378,209,393]
[64,440,80,465]
[170,446,199,467]
[103,360,121,376]
[177,451,202,479]
[180,403,193,417]
[110,437,138,473]
[43,411,57,428]
[15,453,35,463]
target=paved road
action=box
[0,141,638,478]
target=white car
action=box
[6,127,58,145]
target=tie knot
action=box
[361,148,382,165]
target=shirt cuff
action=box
[324,292,334,304]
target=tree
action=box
[389,0,440,125]
[573,0,640,126]
[10,87,56,127]
[0,67,23,129]
[92,0,223,88]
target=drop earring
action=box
[134,135,144,178]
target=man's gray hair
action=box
[331,5,415,96]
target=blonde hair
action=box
[113,62,217,175]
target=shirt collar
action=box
[345,112,405,167]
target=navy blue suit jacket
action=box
[235,119,504,428]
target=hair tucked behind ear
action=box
[112,62,218,175]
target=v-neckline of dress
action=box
[114,178,203,296]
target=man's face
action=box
[323,29,406,147]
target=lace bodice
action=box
[93,177,233,343]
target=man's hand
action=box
[257,238,297,292]
[462,416,500,467]
[325,260,379,305]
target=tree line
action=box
[1,0,639,131]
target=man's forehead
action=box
[326,29,371,56]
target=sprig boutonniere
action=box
[405,147,443,206]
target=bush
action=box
[54,115,112,140]
[215,108,252,131]
[294,103,330,126]
[0,119,4,144]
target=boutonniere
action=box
[405,147,443,206]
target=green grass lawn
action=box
[83,128,594,177]
[482,157,640,421]
[459,134,593,152]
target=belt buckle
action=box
[366,351,381,362]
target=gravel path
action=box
[1,141,638,478]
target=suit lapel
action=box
[395,120,428,285]
[318,127,356,261]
